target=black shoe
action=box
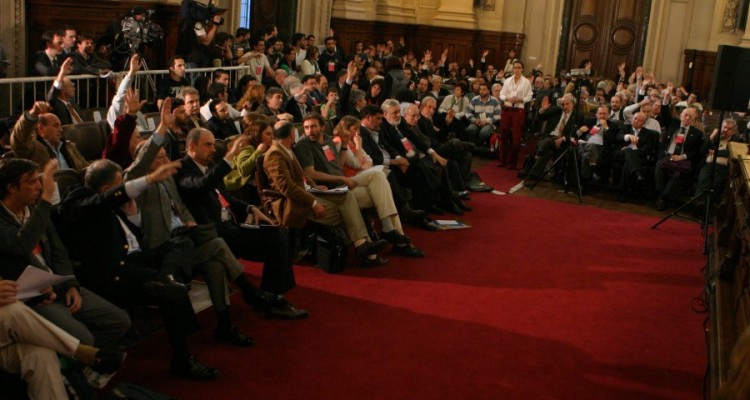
[170,356,219,380]
[411,217,438,231]
[242,287,269,307]
[361,256,389,267]
[142,274,188,301]
[635,171,645,183]
[656,199,667,211]
[591,173,601,184]
[427,205,446,215]
[214,326,255,347]
[401,206,426,222]
[517,171,527,179]
[354,239,389,259]
[382,230,411,245]
[617,192,627,202]
[444,202,464,215]
[265,298,310,320]
[91,350,126,374]
[455,199,472,212]
[453,190,470,200]
[392,244,425,258]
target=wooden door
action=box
[558,0,651,81]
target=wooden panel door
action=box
[560,0,651,81]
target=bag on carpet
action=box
[314,226,348,274]
[467,172,494,192]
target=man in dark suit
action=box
[174,127,309,319]
[576,104,622,184]
[654,107,704,210]
[614,111,659,201]
[519,93,581,184]
[46,58,84,126]
[29,30,63,77]
[0,158,130,349]
[204,99,239,140]
[56,99,221,379]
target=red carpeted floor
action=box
[113,166,707,400]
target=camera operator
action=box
[177,0,226,69]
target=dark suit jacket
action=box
[658,125,704,165]
[617,125,660,159]
[536,106,581,140]
[285,100,308,123]
[360,124,398,166]
[46,85,84,126]
[205,117,239,140]
[174,156,250,226]
[30,50,58,76]
[0,200,79,291]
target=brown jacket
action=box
[10,113,88,171]
[262,143,317,228]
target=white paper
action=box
[16,266,74,300]
[308,186,349,194]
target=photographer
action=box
[177,0,226,69]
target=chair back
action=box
[54,168,83,199]
[254,153,283,219]
[62,122,107,161]
[142,112,161,131]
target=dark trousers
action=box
[499,107,526,166]
[218,221,296,294]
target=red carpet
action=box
[113,166,706,400]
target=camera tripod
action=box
[123,49,157,98]
[525,140,585,203]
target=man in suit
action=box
[10,101,88,172]
[654,107,704,210]
[0,158,130,349]
[576,104,622,184]
[0,279,124,399]
[204,99,239,140]
[29,30,63,77]
[519,93,581,184]
[263,121,390,264]
[174,127,309,319]
[615,111,660,201]
[46,58,85,126]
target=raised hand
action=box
[156,97,174,134]
[40,159,59,203]
[30,101,51,118]
[146,160,181,184]
[128,54,142,76]
[124,88,146,116]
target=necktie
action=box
[67,103,83,124]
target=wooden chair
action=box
[62,122,107,161]
[142,112,161,131]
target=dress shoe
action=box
[382,230,411,245]
[392,244,425,258]
[361,256,389,267]
[634,171,646,183]
[142,274,188,301]
[401,206,426,222]
[170,355,219,380]
[354,239,389,259]
[455,199,472,212]
[91,350,127,374]
[444,202,464,216]
[214,326,255,347]
[453,190,470,200]
[265,297,310,320]
[591,173,601,184]
[411,217,438,231]
[517,171,527,179]
[427,205,446,215]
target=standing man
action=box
[156,55,189,110]
[318,37,344,86]
[498,61,533,169]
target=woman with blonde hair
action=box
[236,83,266,116]
[332,115,373,177]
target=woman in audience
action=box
[224,118,273,203]
[365,79,386,107]
[236,83,266,116]
[332,115,373,177]
[299,45,321,77]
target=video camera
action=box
[181,0,227,27]
[119,8,163,52]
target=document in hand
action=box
[16,266,74,300]
[307,186,349,194]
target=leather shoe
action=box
[170,355,219,380]
[354,239,389,259]
[214,326,255,347]
[455,199,472,212]
[91,350,126,374]
[634,171,646,183]
[517,171,527,179]
[411,217,438,231]
[401,206,426,222]
[453,190,470,200]
[656,199,667,211]
[266,298,310,320]
[591,173,601,184]
[444,202,464,216]
[382,230,411,245]
[142,274,188,301]
[392,244,425,258]
[361,256,389,267]
[427,205,446,215]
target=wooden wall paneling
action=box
[682,49,716,105]
[330,17,524,74]
[26,0,180,70]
